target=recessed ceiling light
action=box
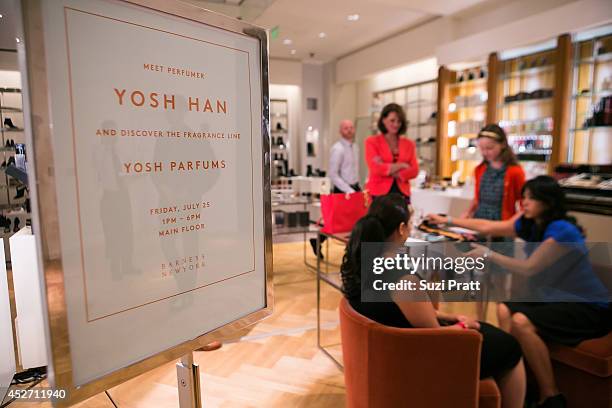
[290,49,296,55]
[15,37,20,43]
[0,14,4,18]
[282,39,292,45]
[347,14,360,22]
[318,32,326,39]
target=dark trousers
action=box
[333,183,361,194]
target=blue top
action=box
[514,218,609,306]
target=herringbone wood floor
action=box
[9,240,494,407]
[10,241,348,408]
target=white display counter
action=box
[410,187,474,218]
[0,238,15,390]
[9,227,47,369]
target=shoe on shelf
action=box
[9,139,15,147]
[538,394,567,408]
[13,217,20,233]
[4,118,17,129]
[14,187,25,200]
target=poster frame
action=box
[18,0,273,406]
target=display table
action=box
[410,187,474,217]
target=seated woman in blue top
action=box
[427,176,611,408]
[342,193,526,408]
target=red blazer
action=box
[474,162,525,220]
[365,134,419,197]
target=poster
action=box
[37,0,268,387]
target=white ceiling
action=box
[0,0,18,51]
[0,0,492,67]
[252,0,491,62]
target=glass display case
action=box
[497,47,557,179]
[568,31,612,164]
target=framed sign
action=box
[19,0,272,405]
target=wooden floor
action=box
[7,241,348,408]
[6,240,496,408]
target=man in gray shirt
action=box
[328,119,360,193]
[310,119,360,258]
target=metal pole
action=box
[176,351,202,408]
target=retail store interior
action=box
[1,0,611,407]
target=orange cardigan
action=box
[365,134,419,197]
[474,162,525,220]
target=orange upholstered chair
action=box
[339,298,501,408]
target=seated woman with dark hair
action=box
[427,176,611,408]
[341,193,526,408]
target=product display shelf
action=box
[0,87,29,250]
[371,79,438,175]
[497,46,558,178]
[270,98,290,184]
[0,88,24,209]
[442,64,489,181]
[568,32,612,165]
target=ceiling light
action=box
[282,39,292,45]
[0,14,4,18]
[290,49,296,55]
[347,14,360,22]
[318,32,326,39]
[15,37,20,43]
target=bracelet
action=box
[455,321,468,330]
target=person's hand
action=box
[466,243,491,259]
[460,210,472,219]
[425,213,448,225]
[390,162,409,175]
[460,317,481,330]
[453,314,468,322]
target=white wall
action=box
[336,18,452,84]
[301,63,325,174]
[351,58,439,118]
[0,51,18,71]
[437,0,612,65]
[269,58,302,86]
[336,0,612,83]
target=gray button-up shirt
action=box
[329,138,359,193]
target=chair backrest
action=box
[339,297,484,408]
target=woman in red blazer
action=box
[365,103,419,202]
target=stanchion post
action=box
[176,352,202,408]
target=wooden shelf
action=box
[500,96,553,107]
[501,65,555,80]
[449,77,487,88]
[572,90,612,98]
[570,126,612,132]
[575,51,612,65]
[507,131,553,137]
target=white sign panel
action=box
[38,0,267,387]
